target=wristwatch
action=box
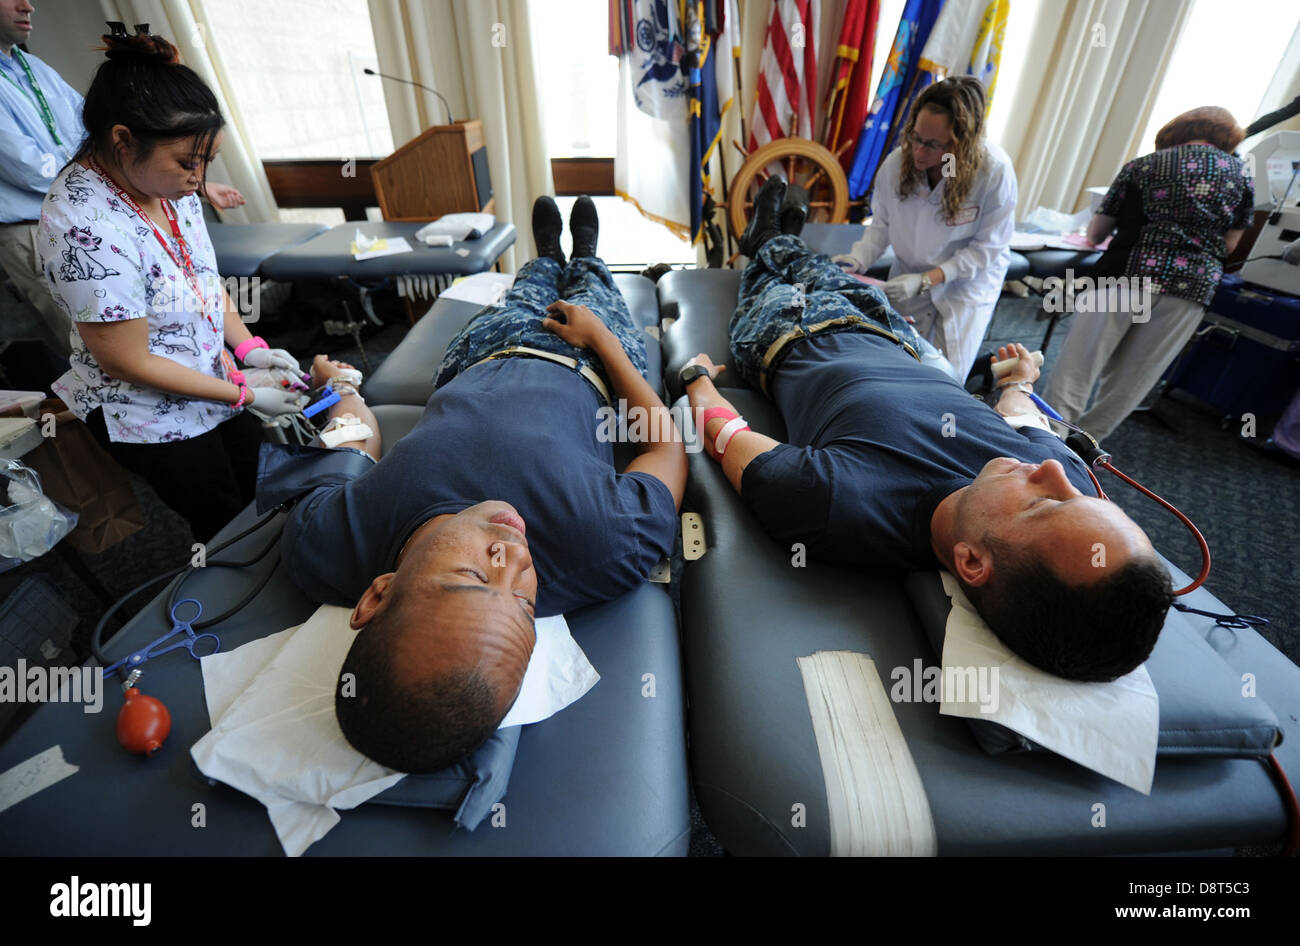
[678,363,712,389]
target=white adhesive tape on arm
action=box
[320,421,375,448]
[333,368,363,386]
[1001,412,1055,434]
[713,416,749,457]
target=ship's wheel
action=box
[725,137,853,240]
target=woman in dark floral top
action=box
[1042,107,1254,439]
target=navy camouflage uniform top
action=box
[1099,143,1254,306]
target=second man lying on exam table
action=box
[258,196,686,773]
[683,176,1174,683]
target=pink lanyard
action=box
[86,157,217,332]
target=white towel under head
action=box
[937,571,1159,794]
[191,605,598,856]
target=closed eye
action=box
[460,569,533,611]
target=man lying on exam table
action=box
[256,196,686,774]
[682,176,1174,684]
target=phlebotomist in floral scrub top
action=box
[41,24,308,542]
[1042,106,1254,441]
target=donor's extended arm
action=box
[543,299,687,509]
[310,355,382,460]
[681,354,783,493]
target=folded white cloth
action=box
[440,271,516,306]
[192,605,598,855]
[937,572,1159,794]
[351,230,413,261]
[415,212,496,243]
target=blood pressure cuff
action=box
[253,441,520,829]
[254,442,377,514]
[905,569,1283,758]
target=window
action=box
[529,0,694,266]
[530,3,618,158]
[203,0,393,161]
[203,0,394,224]
[1138,0,1300,155]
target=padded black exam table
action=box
[259,221,516,283]
[0,273,688,857]
[5,258,1295,856]
[206,221,329,278]
[207,220,516,283]
[365,261,1299,856]
[656,267,1299,855]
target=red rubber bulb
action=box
[116,688,171,756]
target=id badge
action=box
[950,206,979,226]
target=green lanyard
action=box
[0,48,62,146]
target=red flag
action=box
[825,0,880,171]
[747,0,820,150]
[608,0,635,56]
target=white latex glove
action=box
[831,253,864,274]
[882,272,925,303]
[242,366,310,393]
[243,346,300,373]
[249,386,308,417]
[1282,238,1300,265]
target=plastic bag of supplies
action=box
[0,459,77,571]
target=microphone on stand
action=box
[363,68,455,125]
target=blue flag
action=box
[847,0,945,200]
[689,44,721,241]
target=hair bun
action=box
[101,24,180,66]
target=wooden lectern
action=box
[370,119,495,222]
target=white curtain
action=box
[98,0,279,223]
[997,0,1194,217]
[367,0,550,271]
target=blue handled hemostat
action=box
[103,598,221,678]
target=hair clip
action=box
[133,24,151,36]
[105,21,129,38]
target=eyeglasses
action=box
[909,132,952,153]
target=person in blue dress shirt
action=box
[0,0,87,354]
[0,0,244,355]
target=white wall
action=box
[22,0,108,94]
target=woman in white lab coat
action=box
[834,77,1017,382]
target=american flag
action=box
[747,0,821,150]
